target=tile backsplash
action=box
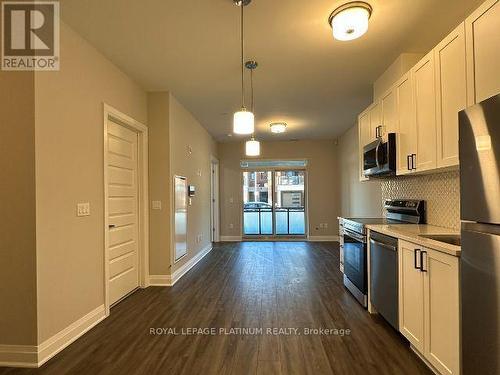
[381,170,460,230]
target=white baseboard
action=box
[0,345,38,368]
[0,304,106,368]
[37,304,106,367]
[308,235,340,242]
[220,236,242,242]
[148,274,172,286]
[149,244,213,287]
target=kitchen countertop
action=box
[366,224,461,257]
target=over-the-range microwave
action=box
[363,133,396,177]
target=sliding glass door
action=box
[243,170,306,238]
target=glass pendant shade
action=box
[330,4,371,41]
[233,109,255,135]
[245,138,260,156]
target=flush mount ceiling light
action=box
[270,122,287,134]
[328,1,372,41]
[233,0,254,135]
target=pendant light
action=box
[233,0,254,135]
[328,2,372,41]
[245,60,260,156]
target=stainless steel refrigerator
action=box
[459,94,500,375]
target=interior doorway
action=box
[242,170,307,238]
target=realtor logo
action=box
[1,1,59,70]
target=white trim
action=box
[103,103,149,316]
[37,305,106,367]
[148,275,172,286]
[149,244,213,286]
[171,244,212,285]
[308,235,340,242]
[0,345,38,368]
[0,305,106,368]
[221,236,242,242]
[210,156,220,243]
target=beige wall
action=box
[338,125,382,218]
[148,93,171,275]
[169,95,217,273]
[0,70,38,346]
[34,21,148,343]
[218,140,341,238]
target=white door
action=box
[413,51,437,172]
[107,120,139,305]
[423,249,460,375]
[399,240,425,353]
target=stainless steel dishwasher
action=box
[370,231,399,330]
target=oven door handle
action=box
[343,228,366,243]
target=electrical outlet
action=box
[324,223,328,229]
[77,203,90,217]
[152,200,162,210]
[229,223,234,229]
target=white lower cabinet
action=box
[398,240,460,375]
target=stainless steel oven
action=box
[363,133,396,177]
[342,228,367,307]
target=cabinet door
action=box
[398,241,425,352]
[381,88,397,140]
[435,24,466,169]
[422,249,460,375]
[369,102,381,142]
[395,74,416,175]
[413,52,437,172]
[466,0,500,105]
[358,111,371,181]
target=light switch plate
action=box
[152,200,162,210]
[77,203,90,217]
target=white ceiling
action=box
[60,0,483,141]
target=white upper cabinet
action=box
[412,51,437,173]
[369,101,382,142]
[466,0,500,105]
[434,23,467,168]
[381,87,398,140]
[395,73,417,175]
[358,110,371,181]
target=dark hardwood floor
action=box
[0,241,431,375]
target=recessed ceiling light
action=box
[328,2,372,41]
[270,122,287,134]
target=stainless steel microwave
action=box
[363,133,396,177]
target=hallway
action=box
[0,242,431,375]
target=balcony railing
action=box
[243,207,306,236]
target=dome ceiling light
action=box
[328,2,372,41]
[233,0,254,135]
[270,123,287,134]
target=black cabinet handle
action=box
[407,155,412,171]
[420,251,427,272]
[108,224,116,229]
[414,249,421,270]
[412,154,417,170]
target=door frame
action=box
[103,103,149,316]
[210,156,220,242]
[241,168,308,239]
